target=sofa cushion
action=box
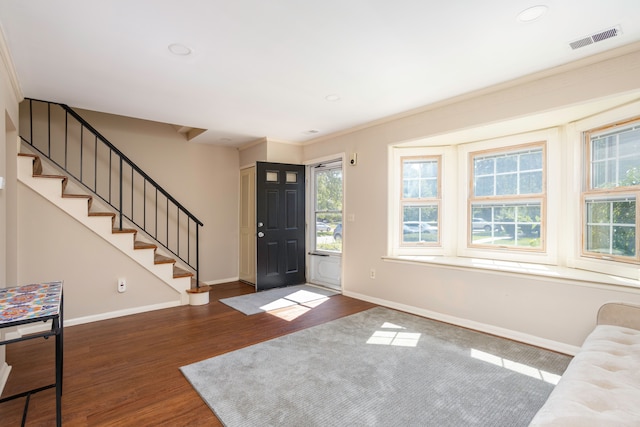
[529,324,640,426]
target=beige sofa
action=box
[529,302,640,426]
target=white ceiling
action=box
[1,1,639,147]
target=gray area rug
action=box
[181,307,571,426]
[219,284,339,315]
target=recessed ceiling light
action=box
[219,137,232,143]
[325,94,341,102]
[306,129,320,134]
[517,5,548,22]
[168,43,192,56]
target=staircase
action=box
[18,99,208,305]
[17,152,203,303]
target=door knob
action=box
[257,222,264,227]
[258,232,265,238]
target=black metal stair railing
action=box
[20,98,203,287]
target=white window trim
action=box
[389,145,456,257]
[391,129,559,263]
[457,128,560,265]
[389,100,640,284]
[566,101,640,281]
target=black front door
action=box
[256,162,306,291]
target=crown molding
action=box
[303,41,640,147]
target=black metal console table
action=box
[0,281,63,427]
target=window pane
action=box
[403,158,438,199]
[619,128,640,155]
[470,203,542,248]
[474,158,494,175]
[590,124,640,189]
[520,151,543,171]
[419,161,438,178]
[402,205,438,243]
[403,180,419,198]
[403,164,418,179]
[266,171,278,182]
[591,161,615,188]
[496,155,517,173]
[315,213,341,252]
[286,172,297,183]
[475,176,494,196]
[585,197,636,257]
[620,158,640,186]
[520,171,543,194]
[586,225,611,255]
[473,148,542,197]
[420,178,438,198]
[586,200,611,223]
[315,169,343,211]
[314,167,342,253]
[496,173,517,195]
[612,200,635,224]
[592,137,612,161]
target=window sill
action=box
[382,255,640,291]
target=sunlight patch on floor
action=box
[259,298,297,312]
[267,297,330,321]
[471,348,561,384]
[367,321,421,347]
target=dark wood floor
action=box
[0,282,376,426]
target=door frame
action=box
[305,153,345,290]
[238,165,256,285]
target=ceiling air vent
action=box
[569,26,622,50]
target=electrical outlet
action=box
[117,278,127,293]
[370,269,376,279]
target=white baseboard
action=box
[206,277,240,285]
[3,280,240,340]
[66,300,182,327]
[0,362,11,395]
[343,290,580,356]
[5,300,182,340]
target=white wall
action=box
[239,138,268,168]
[267,139,303,164]
[14,107,240,324]
[67,108,240,284]
[302,43,640,353]
[0,29,21,393]
[239,137,303,167]
[17,185,181,321]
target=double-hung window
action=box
[389,102,640,284]
[582,118,640,263]
[400,156,441,246]
[468,143,545,251]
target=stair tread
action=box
[187,284,211,293]
[88,212,116,217]
[134,241,157,250]
[154,254,175,264]
[188,278,210,293]
[62,194,91,199]
[35,174,67,180]
[112,228,137,234]
[173,266,193,278]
